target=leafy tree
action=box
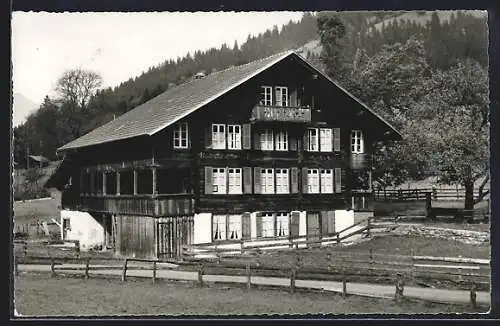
[56,68,103,109]
[422,60,489,217]
[55,68,103,140]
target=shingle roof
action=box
[29,155,49,163]
[58,50,402,152]
[58,51,295,151]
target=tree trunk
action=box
[464,180,474,223]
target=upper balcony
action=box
[250,105,311,123]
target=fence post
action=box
[395,273,405,301]
[246,262,251,291]
[152,261,157,285]
[425,192,433,219]
[14,255,19,276]
[23,241,27,258]
[84,257,90,279]
[342,268,347,298]
[336,232,340,244]
[290,266,296,294]
[369,248,373,276]
[295,245,301,268]
[121,259,128,282]
[240,239,244,254]
[75,241,80,259]
[367,218,371,237]
[470,283,477,309]
[198,263,204,287]
[410,249,415,283]
[50,258,56,278]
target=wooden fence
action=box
[374,188,490,201]
[181,217,373,260]
[16,250,489,308]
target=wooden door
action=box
[157,216,194,259]
[306,212,321,245]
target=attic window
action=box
[351,130,364,154]
[173,122,189,149]
[261,86,273,106]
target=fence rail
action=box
[182,217,372,259]
[16,249,489,307]
[373,188,490,201]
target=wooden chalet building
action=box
[48,51,402,258]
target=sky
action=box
[12,11,305,106]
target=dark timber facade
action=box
[49,51,402,259]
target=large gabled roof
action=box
[58,50,401,152]
[58,51,295,151]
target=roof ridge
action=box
[158,50,295,94]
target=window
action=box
[307,169,320,193]
[62,218,71,231]
[212,124,226,149]
[227,215,242,240]
[173,122,189,149]
[260,129,274,151]
[351,130,364,153]
[276,169,289,194]
[119,170,134,195]
[227,125,241,150]
[275,130,288,151]
[276,213,289,237]
[307,128,319,151]
[212,168,226,194]
[320,169,334,193]
[261,168,275,194]
[261,86,273,106]
[320,128,332,152]
[261,213,275,237]
[275,86,288,106]
[213,215,227,241]
[136,169,152,194]
[105,172,117,195]
[228,168,242,194]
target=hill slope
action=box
[12,93,38,127]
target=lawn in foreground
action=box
[14,273,483,316]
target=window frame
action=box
[227,124,242,150]
[351,130,364,154]
[320,169,334,194]
[227,215,242,240]
[212,215,227,241]
[307,168,320,194]
[275,130,288,151]
[228,168,242,194]
[307,128,319,152]
[212,124,226,149]
[173,122,189,149]
[276,212,289,237]
[261,213,276,238]
[261,86,273,106]
[260,129,274,151]
[212,168,227,194]
[275,168,290,194]
[319,128,332,152]
[261,168,275,194]
[275,86,289,107]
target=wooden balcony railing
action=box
[250,105,311,123]
[350,153,370,170]
[62,193,195,217]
